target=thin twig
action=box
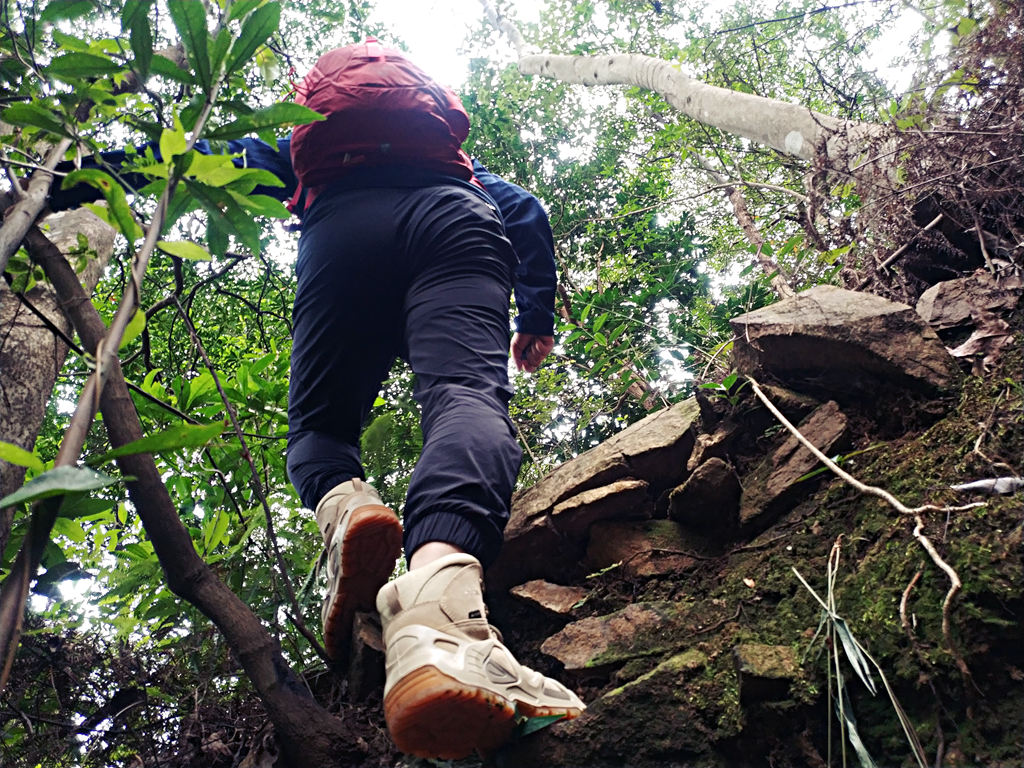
[856,213,943,289]
[171,297,329,664]
[899,569,923,632]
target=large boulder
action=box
[488,398,701,589]
[730,285,960,397]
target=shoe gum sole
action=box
[322,505,402,659]
[384,665,517,759]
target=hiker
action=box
[49,39,584,759]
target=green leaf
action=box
[229,191,289,219]
[210,27,232,81]
[227,0,264,22]
[159,115,188,163]
[834,617,877,695]
[58,494,114,520]
[94,420,224,464]
[2,102,69,136]
[515,712,568,736]
[592,312,609,333]
[224,1,280,75]
[121,0,155,78]
[119,308,146,350]
[62,169,143,241]
[204,102,324,140]
[203,508,230,553]
[150,52,191,84]
[836,686,878,768]
[0,441,45,473]
[40,0,95,23]
[157,240,212,261]
[52,516,87,544]
[0,466,121,508]
[186,179,261,254]
[46,51,121,80]
[957,16,977,37]
[167,0,211,89]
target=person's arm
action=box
[472,161,556,371]
[48,137,296,211]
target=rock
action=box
[502,648,721,766]
[604,649,708,700]
[587,519,701,577]
[733,643,800,703]
[550,478,651,537]
[600,397,701,487]
[347,611,385,701]
[730,284,960,397]
[756,385,821,423]
[916,269,1022,332]
[509,580,588,615]
[686,421,741,471]
[489,398,700,590]
[669,457,742,532]
[740,401,851,530]
[540,601,694,671]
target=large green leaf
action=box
[204,102,324,140]
[157,240,212,261]
[62,169,143,242]
[94,420,225,464]
[121,0,155,78]
[185,179,262,254]
[40,0,94,23]
[0,441,45,473]
[229,191,289,219]
[149,52,192,84]
[227,0,264,23]
[167,0,211,89]
[159,117,188,163]
[0,466,121,508]
[119,308,146,350]
[223,1,280,75]
[46,51,121,80]
[1,102,69,137]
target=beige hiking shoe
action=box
[376,553,585,759]
[316,479,402,660]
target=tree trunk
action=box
[516,53,885,168]
[0,206,114,554]
[27,227,366,767]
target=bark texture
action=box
[0,207,114,553]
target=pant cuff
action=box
[404,509,502,569]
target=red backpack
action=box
[290,38,476,207]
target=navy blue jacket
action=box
[50,137,557,336]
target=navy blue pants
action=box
[286,183,522,567]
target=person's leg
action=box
[286,190,407,658]
[286,190,406,507]
[377,186,584,759]
[396,185,522,569]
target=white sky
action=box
[371,0,920,92]
[371,0,537,87]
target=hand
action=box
[511,333,554,373]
